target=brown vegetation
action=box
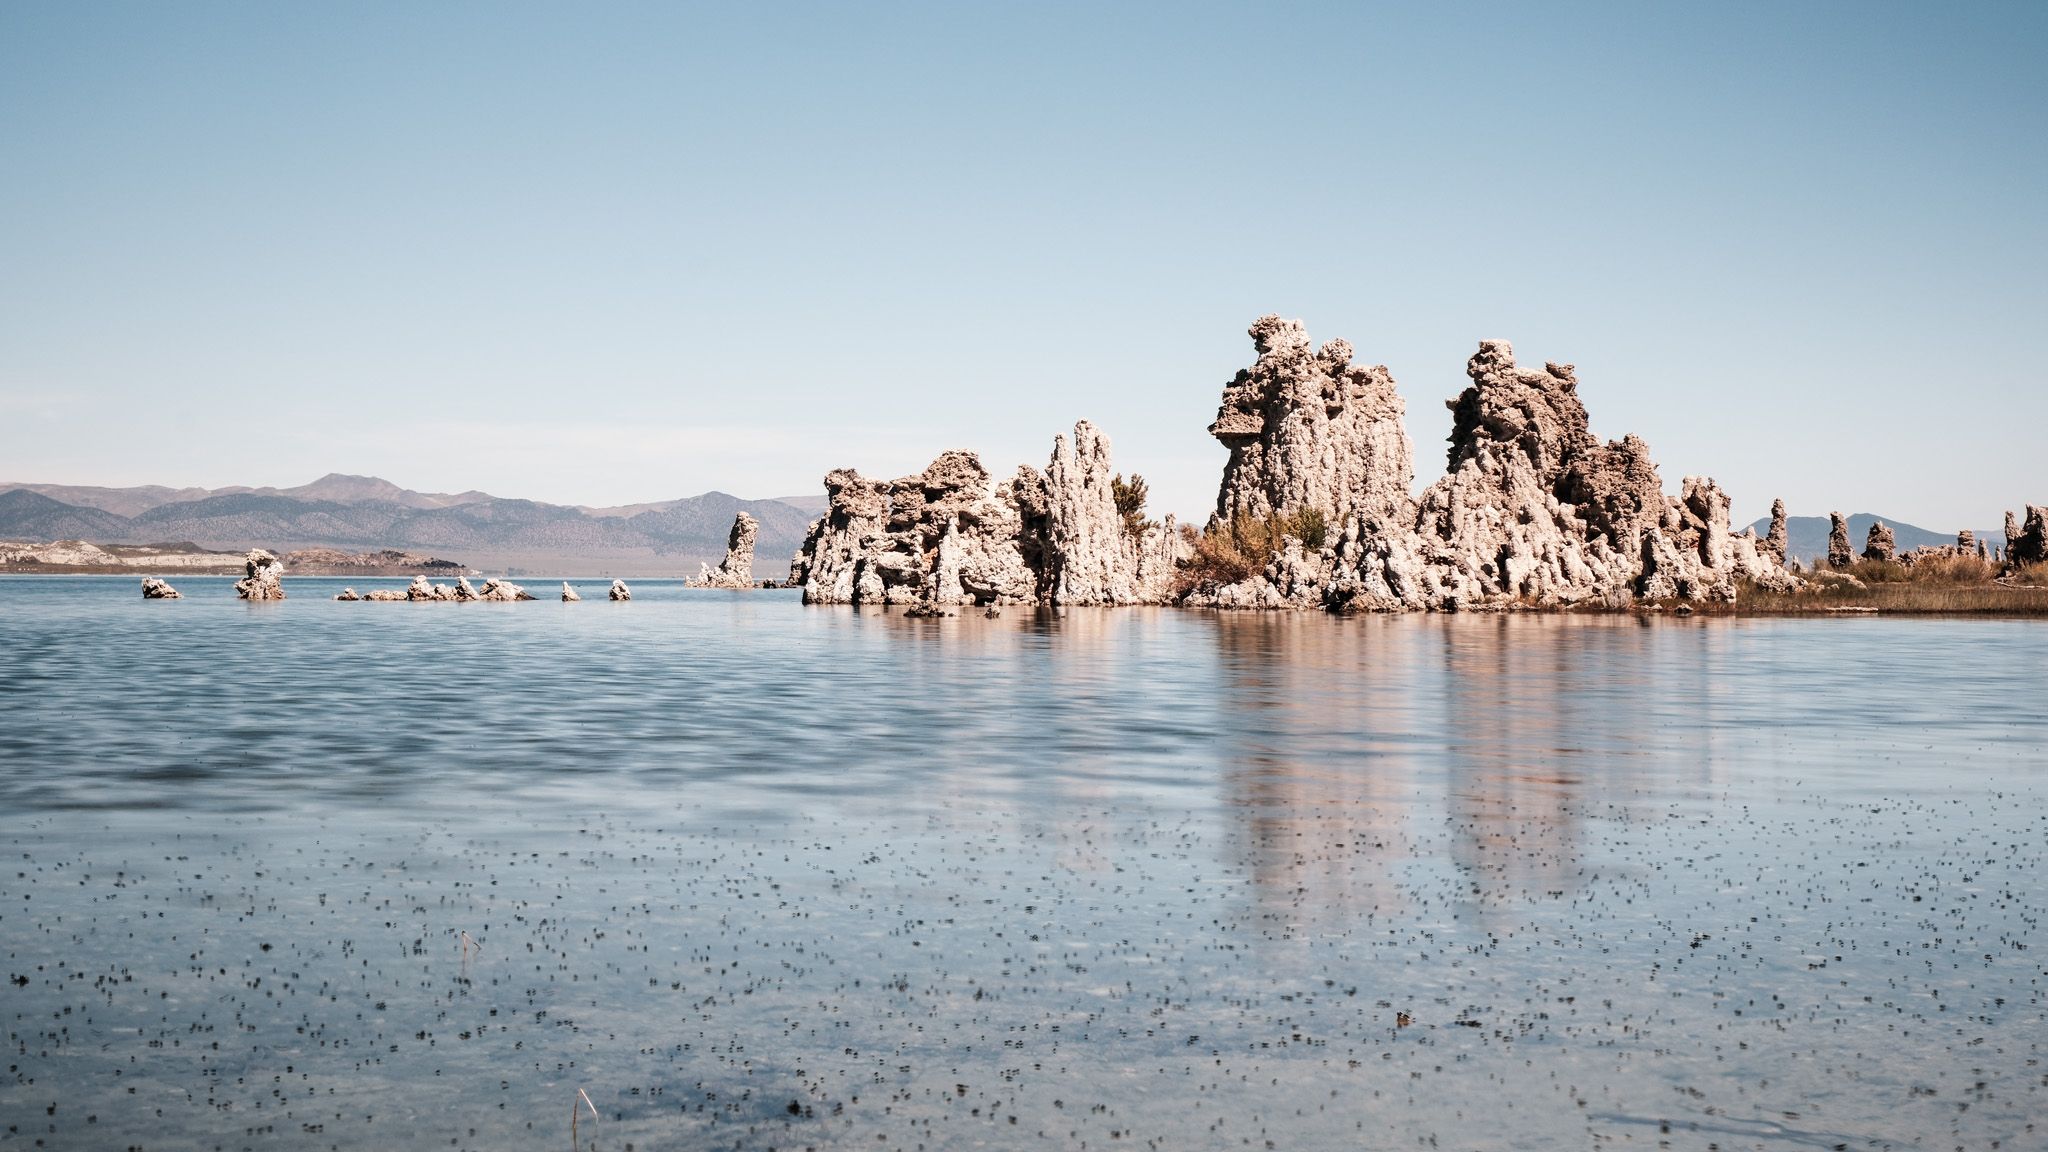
[1713,553,2048,616]
[1170,507,1331,599]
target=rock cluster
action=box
[1862,521,1897,562]
[790,421,1183,607]
[2008,505,2047,566]
[233,550,285,600]
[1183,320,1798,611]
[788,315,1800,613]
[352,575,535,601]
[609,580,632,601]
[475,578,535,601]
[140,576,182,599]
[692,513,758,588]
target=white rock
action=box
[233,550,285,600]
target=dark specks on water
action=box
[2,575,2044,1150]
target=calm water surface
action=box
[1,576,2043,1151]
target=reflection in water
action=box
[2,580,2044,1152]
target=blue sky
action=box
[2,1,2041,529]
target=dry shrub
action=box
[1171,507,1331,598]
[1729,553,2048,616]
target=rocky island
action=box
[791,316,1807,612]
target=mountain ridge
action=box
[0,475,824,577]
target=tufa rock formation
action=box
[2008,505,2047,566]
[788,315,1799,613]
[475,578,534,601]
[693,513,759,588]
[1183,320,1798,611]
[1863,520,1896,562]
[1827,513,1854,569]
[1763,499,1788,565]
[140,576,182,599]
[405,574,451,601]
[609,579,632,601]
[791,421,1184,608]
[1209,316,1413,527]
[561,582,581,602]
[233,549,285,600]
[361,575,534,601]
[334,587,361,601]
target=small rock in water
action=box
[233,549,285,600]
[333,587,361,601]
[691,513,759,588]
[475,577,533,601]
[609,579,632,601]
[140,576,182,599]
[561,582,581,602]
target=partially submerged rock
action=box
[791,421,1184,608]
[561,582,581,602]
[233,550,285,600]
[334,587,361,601]
[692,513,759,588]
[405,574,450,601]
[140,576,182,599]
[609,579,632,601]
[475,578,534,601]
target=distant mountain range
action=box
[0,474,823,577]
[1746,512,1999,565]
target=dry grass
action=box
[1719,555,2048,616]
[1170,508,1332,599]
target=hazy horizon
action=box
[4,2,2042,530]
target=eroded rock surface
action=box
[334,587,361,601]
[609,580,632,601]
[793,422,1184,608]
[141,576,182,599]
[1863,521,1897,562]
[1763,500,1789,564]
[1828,513,1854,569]
[561,582,581,602]
[791,316,1799,613]
[1185,322,1796,611]
[475,578,534,601]
[693,513,759,588]
[2010,505,2047,566]
[233,550,285,600]
[1209,315,1413,526]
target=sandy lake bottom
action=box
[2,578,2043,1150]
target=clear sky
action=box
[2,1,2041,529]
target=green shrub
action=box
[1111,473,1153,538]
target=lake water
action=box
[1,576,2043,1151]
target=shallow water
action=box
[1,576,2043,1151]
